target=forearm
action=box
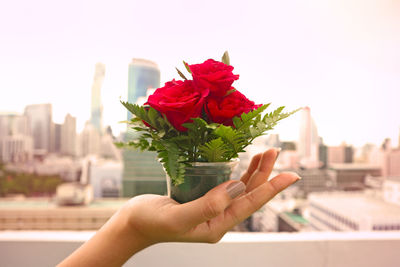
[58,207,152,267]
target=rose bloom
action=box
[206,89,262,126]
[146,80,209,131]
[189,59,239,98]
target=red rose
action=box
[146,80,209,131]
[189,59,239,98]
[206,90,262,126]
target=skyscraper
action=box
[0,113,33,162]
[24,104,52,153]
[60,114,77,156]
[123,59,165,197]
[127,59,160,121]
[52,123,62,153]
[298,107,319,168]
[79,122,101,156]
[90,62,105,133]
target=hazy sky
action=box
[0,0,399,147]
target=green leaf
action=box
[157,142,186,185]
[199,138,228,162]
[233,104,270,130]
[183,61,192,74]
[176,67,187,80]
[118,120,131,124]
[213,125,245,158]
[224,88,236,97]
[263,107,300,126]
[147,106,158,126]
[232,117,242,129]
[221,51,230,65]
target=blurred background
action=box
[0,0,399,266]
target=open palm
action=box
[124,149,300,244]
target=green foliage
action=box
[175,67,188,80]
[183,61,192,74]
[199,138,228,162]
[120,101,298,185]
[0,164,63,197]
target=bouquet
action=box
[120,52,297,186]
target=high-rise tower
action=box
[122,58,165,197]
[298,106,319,168]
[90,63,105,133]
[127,59,160,121]
[60,113,77,156]
[24,104,52,153]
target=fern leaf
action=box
[234,104,270,130]
[157,142,186,185]
[198,138,228,162]
[214,125,245,157]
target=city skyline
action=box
[0,0,399,147]
[1,97,399,149]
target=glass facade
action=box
[127,59,160,121]
[123,59,165,197]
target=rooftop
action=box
[329,163,381,171]
[309,192,400,221]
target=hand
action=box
[58,148,300,267]
[122,148,300,245]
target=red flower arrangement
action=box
[120,52,297,185]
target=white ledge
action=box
[1,230,400,242]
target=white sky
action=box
[0,0,399,147]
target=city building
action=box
[386,148,400,177]
[329,163,381,190]
[0,114,33,162]
[383,177,400,206]
[90,62,105,133]
[127,58,160,120]
[24,104,52,154]
[51,123,62,154]
[81,157,123,198]
[298,107,319,168]
[100,132,122,161]
[60,114,76,157]
[0,198,125,230]
[295,168,336,197]
[123,59,165,197]
[307,192,400,231]
[122,149,166,197]
[266,134,281,148]
[79,122,101,157]
[318,137,328,168]
[0,135,33,163]
[278,212,309,232]
[32,155,81,180]
[249,197,307,232]
[0,113,30,137]
[327,143,353,164]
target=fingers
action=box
[245,148,280,192]
[223,172,300,230]
[240,153,262,185]
[169,180,246,231]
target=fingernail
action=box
[226,181,246,199]
[287,171,302,181]
[275,148,281,161]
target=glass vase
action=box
[165,159,239,203]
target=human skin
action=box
[58,148,300,267]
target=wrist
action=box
[114,205,155,252]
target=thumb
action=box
[171,180,246,230]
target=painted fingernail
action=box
[226,181,246,199]
[275,148,281,161]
